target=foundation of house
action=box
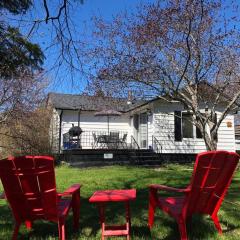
[59,149,196,167]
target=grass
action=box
[0,163,240,239]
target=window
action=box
[174,111,206,141]
[182,113,193,138]
[196,126,203,138]
[174,111,182,141]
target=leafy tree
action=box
[0,0,44,79]
[0,0,46,137]
[0,0,32,14]
[0,25,44,78]
[0,1,45,125]
[87,0,240,150]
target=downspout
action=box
[58,110,63,154]
[77,109,81,145]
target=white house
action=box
[47,92,236,154]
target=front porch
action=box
[62,130,131,150]
[61,129,162,152]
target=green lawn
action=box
[0,164,240,239]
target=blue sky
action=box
[25,0,156,94]
[10,0,238,95]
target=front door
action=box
[139,112,148,148]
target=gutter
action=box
[55,108,125,113]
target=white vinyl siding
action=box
[152,101,235,153]
[217,114,235,151]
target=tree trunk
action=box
[197,113,218,151]
[202,130,217,151]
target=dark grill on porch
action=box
[63,125,83,149]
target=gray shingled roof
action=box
[47,93,147,112]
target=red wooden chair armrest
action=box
[58,184,81,231]
[149,184,190,193]
[58,184,81,197]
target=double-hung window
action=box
[174,111,204,141]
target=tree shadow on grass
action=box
[218,203,240,234]
[149,214,222,240]
[0,202,18,238]
[131,225,151,239]
[0,196,102,240]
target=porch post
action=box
[107,116,110,135]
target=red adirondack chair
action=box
[148,151,239,240]
[0,156,81,240]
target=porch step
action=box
[129,149,163,166]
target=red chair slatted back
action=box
[0,156,58,223]
[185,151,239,216]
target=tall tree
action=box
[0,0,44,78]
[0,0,45,123]
[86,0,240,150]
[3,0,85,82]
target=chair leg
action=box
[98,203,105,240]
[58,220,65,240]
[25,220,32,230]
[148,189,157,228]
[211,214,222,234]
[177,217,188,240]
[12,222,21,240]
[72,190,80,231]
[126,202,131,240]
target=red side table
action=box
[89,189,136,240]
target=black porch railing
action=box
[63,130,128,150]
[152,136,162,153]
[130,136,140,149]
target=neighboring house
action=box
[47,92,236,154]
